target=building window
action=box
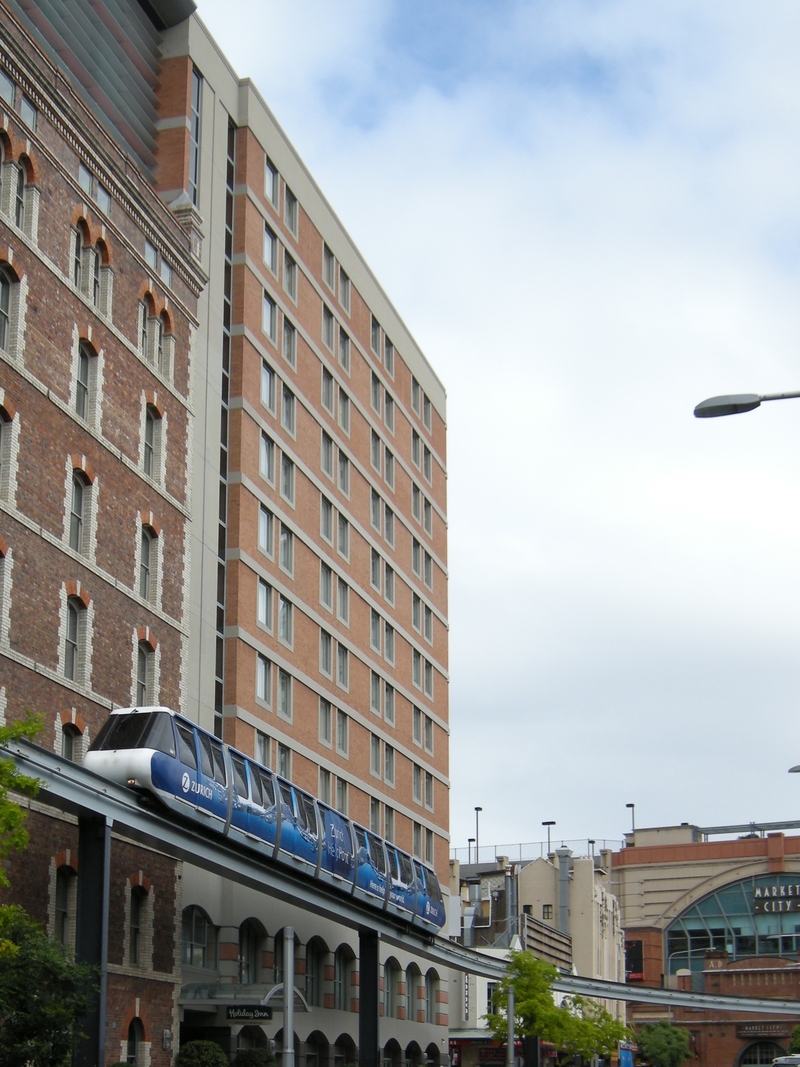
[259,504,274,556]
[385,506,395,547]
[256,730,269,766]
[256,653,271,703]
[257,578,272,630]
[424,713,434,753]
[384,684,395,725]
[412,377,421,414]
[413,763,422,803]
[239,919,261,985]
[371,490,382,532]
[280,453,295,506]
[320,562,333,609]
[282,385,296,435]
[412,484,421,522]
[542,904,553,921]
[323,243,335,288]
[336,708,349,755]
[413,706,422,745]
[265,156,279,206]
[371,315,381,356]
[278,594,293,645]
[424,498,433,536]
[284,250,297,300]
[370,610,381,653]
[384,623,395,664]
[370,549,382,591]
[19,97,37,130]
[425,771,434,810]
[263,292,276,341]
[321,430,334,478]
[370,734,381,778]
[337,513,349,559]
[385,448,395,489]
[183,906,216,968]
[424,605,434,643]
[334,946,353,1011]
[370,671,381,715]
[338,388,350,434]
[413,823,422,858]
[384,339,395,377]
[371,431,381,472]
[55,867,74,946]
[0,269,12,353]
[69,472,88,554]
[370,797,381,834]
[61,723,80,762]
[412,594,421,632]
[322,368,334,413]
[371,372,382,415]
[136,641,154,705]
[424,659,434,697]
[278,742,291,778]
[339,327,350,373]
[14,162,25,230]
[423,445,433,482]
[339,268,350,313]
[424,550,433,589]
[336,776,348,815]
[413,652,422,689]
[320,496,333,542]
[338,452,350,495]
[139,525,156,601]
[278,669,292,720]
[64,597,85,682]
[279,523,294,574]
[320,629,333,676]
[319,698,332,744]
[130,886,147,966]
[189,68,202,206]
[385,394,395,433]
[264,224,277,272]
[423,395,432,431]
[75,341,94,421]
[143,405,162,481]
[384,745,395,786]
[385,806,394,842]
[260,432,275,483]
[337,577,349,625]
[261,360,276,411]
[285,186,298,234]
[337,644,349,689]
[322,304,334,349]
[319,767,331,804]
[283,317,297,366]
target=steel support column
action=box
[359,927,380,1067]
[75,813,111,1067]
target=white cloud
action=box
[198,0,800,851]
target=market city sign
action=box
[753,885,800,913]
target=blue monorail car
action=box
[84,706,445,932]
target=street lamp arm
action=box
[694,391,800,418]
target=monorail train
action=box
[84,706,446,933]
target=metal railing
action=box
[451,839,624,864]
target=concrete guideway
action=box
[4,740,800,1061]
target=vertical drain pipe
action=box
[284,927,294,1067]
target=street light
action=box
[475,807,482,865]
[542,820,555,854]
[694,391,800,418]
[626,803,636,832]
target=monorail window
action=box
[388,848,400,882]
[231,754,249,798]
[198,734,214,778]
[296,791,308,832]
[176,724,197,769]
[425,867,442,904]
[279,782,293,814]
[209,739,226,785]
[367,833,386,874]
[89,711,175,756]
[260,771,275,808]
[248,763,263,806]
[299,793,317,836]
[399,852,414,887]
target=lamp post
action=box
[475,807,482,865]
[626,803,635,832]
[468,837,475,864]
[694,391,800,418]
[542,820,555,855]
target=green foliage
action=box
[233,1050,277,1067]
[789,1024,800,1054]
[176,1040,230,1067]
[636,1022,691,1067]
[0,713,42,887]
[0,904,95,1067]
[487,950,631,1059]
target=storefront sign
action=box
[753,885,800,913]
[226,1006,272,1021]
[736,1024,790,1039]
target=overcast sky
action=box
[197,0,800,857]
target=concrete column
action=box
[74,813,111,1067]
[284,926,295,1067]
[359,928,380,1067]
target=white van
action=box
[772,1058,800,1066]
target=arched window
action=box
[238,919,263,985]
[143,404,162,480]
[333,945,354,1011]
[384,959,401,1019]
[182,905,216,968]
[126,1017,144,1066]
[425,970,438,1024]
[741,1043,785,1065]
[0,405,11,500]
[14,163,25,230]
[92,241,103,307]
[156,313,164,372]
[64,596,85,682]
[139,526,154,600]
[75,340,96,422]
[0,268,11,351]
[61,722,80,762]
[306,938,326,1007]
[73,226,84,288]
[69,472,88,554]
[130,886,147,966]
[55,865,75,945]
[406,965,421,1022]
[136,641,153,705]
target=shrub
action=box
[233,1050,277,1067]
[176,1040,229,1067]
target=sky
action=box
[197,0,800,857]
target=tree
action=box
[0,904,95,1067]
[176,1040,229,1067]
[789,1025,800,1054]
[487,950,631,1060]
[0,712,42,887]
[636,1022,690,1067]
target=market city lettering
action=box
[753,885,800,913]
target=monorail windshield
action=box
[90,711,176,756]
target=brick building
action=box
[0,0,450,1062]
[0,0,204,1062]
[612,823,800,1067]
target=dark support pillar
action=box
[75,814,111,1067]
[358,927,380,1067]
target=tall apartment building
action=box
[0,0,450,1061]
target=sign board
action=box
[736,1023,790,1039]
[753,885,800,914]
[226,1006,273,1021]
